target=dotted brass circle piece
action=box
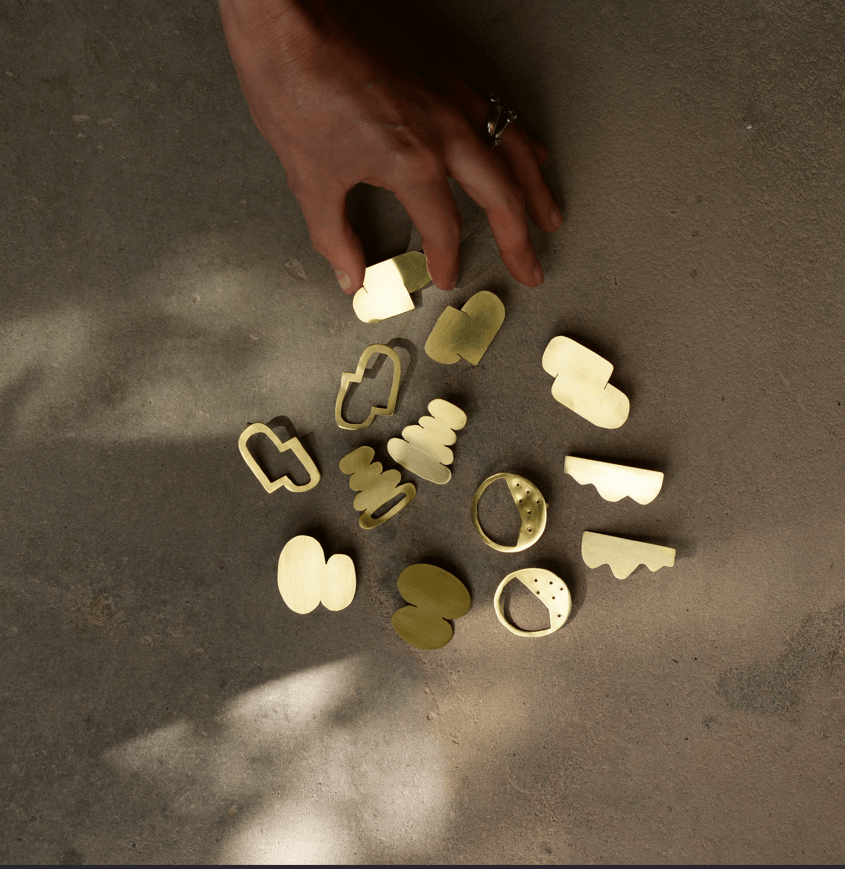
[493,568,572,638]
[470,472,547,553]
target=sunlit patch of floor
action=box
[103,653,449,864]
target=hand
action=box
[219,0,563,293]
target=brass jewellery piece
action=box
[339,446,416,529]
[277,535,356,614]
[335,344,402,430]
[471,473,547,553]
[391,563,472,650]
[542,336,630,429]
[564,456,664,504]
[484,94,518,148]
[352,251,431,323]
[424,290,505,365]
[581,531,675,580]
[387,398,466,484]
[493,568,572,638]
[238,422,320,494]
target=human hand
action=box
[219,0,562,294]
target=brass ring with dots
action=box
[494,568,571,638]
[470,472,547,553]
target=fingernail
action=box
[550,205,563,228]
[533,264,544,285]
[334,269,351,291]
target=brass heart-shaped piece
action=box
[335,344,401,431]
[238,422,320,493]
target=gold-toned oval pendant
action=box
[470,472,547,553]
[352,251,431,323]
[493,568,571,638]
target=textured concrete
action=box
[2,0,844,863]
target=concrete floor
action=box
[2,0,844,863]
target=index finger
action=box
[448,133,544,287]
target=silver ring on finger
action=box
[484,93,518,148]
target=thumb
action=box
[296,186,367,294]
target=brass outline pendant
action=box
[493,568,571,638]
[470,473,547,553]
[335,344,401,431]
[238,422,320,493]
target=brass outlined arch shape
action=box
[238,422,320,494]
[542,336,629,429]
[335,344,401,431]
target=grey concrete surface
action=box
[2,0,844,863]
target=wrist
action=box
[220,0,351,71]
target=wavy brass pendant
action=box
[238,422,320,494]
[564,456,664,504]
[386,398,466,484]
[335,344,401,431]
[581,531,675,579]
[339,446,416,529]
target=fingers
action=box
[529,135,550,165]
[501,126,563,233]
[439,70,559,287]
[447,131,544,287]
[294,181,367,294]
[394,172,463,291]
